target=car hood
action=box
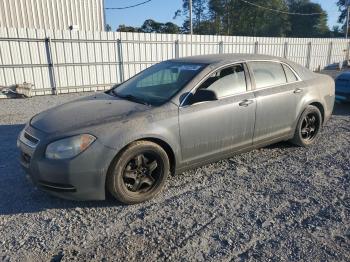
[30,92,151,134]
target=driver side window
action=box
[198,64,247,98]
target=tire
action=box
[107,141,170,204]
[291,105,322,147]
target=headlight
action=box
[45,134,96,160]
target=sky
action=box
[104,0,342,31]
[313,0,341,28]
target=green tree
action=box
[208,0,290,36]
[117,24,140,32]
[140,19,163,33]
[140,19,181,33]
[207,0,229,35]
[330,25,343,37]
[175,0,209,34]
[162,22,181,34]
[287,0,329,37]
[117,20,181,34]
[116,0,331,37]
[105,24,112,32]
[337,0,349,35]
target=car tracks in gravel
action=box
[0,94,349,261]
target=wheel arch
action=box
[309,101,325,124]
[293,99,325,134]
[135,137,176,175]
[106,137,177,178]
[104,137,177,199]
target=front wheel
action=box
[291,105,322,147]
[107,141,169,204]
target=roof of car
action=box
[337,71,350,79]
[169,53,282,64]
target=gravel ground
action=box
[0,92,349,261]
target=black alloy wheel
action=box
[122,153,160,193]
[291,105,322,147]
[107,141,169,204]
[300,112,320,142]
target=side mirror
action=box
[189,89,217,105]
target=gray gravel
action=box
[0,92,349,261]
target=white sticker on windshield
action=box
[179,65,202,71]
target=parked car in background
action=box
[17,54,335,204]
[335,71,350,102]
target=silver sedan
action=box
[17,54,335,204]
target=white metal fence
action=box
[0,27,349,96]
[0,0,105,32]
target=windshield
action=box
[112,61,207,106]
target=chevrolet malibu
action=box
[17,54,335,204]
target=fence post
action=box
[306,42,312,69]
[218,41,224,54]
[254,41,259,54]
[117,39,124,83]
[346,42,350,65]
[327,42,333,66]
[45,37,57,95]
[283,42,289,59]
[175,40,179,58]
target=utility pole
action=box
[189,0,193,35]
[103,0,107,31]
[346,0,350,39]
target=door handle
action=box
[294,88,303,94]
[239,99,254,107]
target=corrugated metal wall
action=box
[0,28,349,96]
[0,0,104,31]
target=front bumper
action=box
[17,125,117,201]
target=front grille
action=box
[24,132,39,144]
[20,131,40,148]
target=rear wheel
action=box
[107,141,169,204]
[291,105,322,147]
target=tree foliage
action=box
[174,0,209,34]
[287,0,329,37]
[209,0,290,36]
[337,0,349,35]
[117,19,181,34]
[116,0,339,37]
[105,24,112,32]
[175,0,332,37]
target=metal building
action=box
[0,0,105,31]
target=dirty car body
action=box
[17,54,335,201]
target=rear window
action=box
[250,62,287,89]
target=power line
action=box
[238,0,324,16]
[105,0,152,10]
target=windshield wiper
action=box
[114,92,150,106]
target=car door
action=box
[178,63,256,165]
[248,61,304,144]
